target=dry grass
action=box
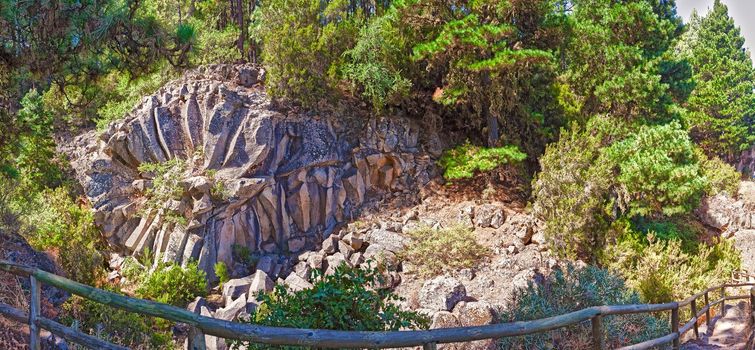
[401,225,489,277]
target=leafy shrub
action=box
[602,229,740,304]
[534,118,714,258]
[605,121,709,217]
[215,262,230,288]
[231,264,429,350]
[499,265,669,349]
[697,149,741,197]
[138,158,189,226]
[342,8,412,111]
[401,225,488,277]
[61,289,174,349]
[22,186,105,285]
[135,261,207,307]
[532,122,614,258]
[257,0,362,105]
[439,142,526,180]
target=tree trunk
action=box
[481,71,499,147]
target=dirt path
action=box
[682,301,752,350]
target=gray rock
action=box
[419,276,467,311]
[222,275,254,301]
[215,294,247,321]
[366,229,409,253]
[474,204,505,228]
[187,297,208,314]
[284,273,314,291]
[248,270,274,296]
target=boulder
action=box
[284,273,314,291]
[222,276,254,301]
[215,294,248,321]
[248,270,274,296]
[499,213,534,244]
[419,276,467,311]
[474,204,505,229]
[366,229,409,253]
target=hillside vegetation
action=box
[0,0,753,349]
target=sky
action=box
[676,0,755,54]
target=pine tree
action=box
[560,0,692,124]
[677,0,755,161]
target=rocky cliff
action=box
[66,64,435,279]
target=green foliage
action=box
[534,118,714,259]
[401,225,489,277]
[61,290,174,350]
[407,0,565,149]
[605,121,708,217]
[342,8,413,111]
[532,120,614,258]
[601,223,740,304]
[21,186,105,285]
[138,158,189,226]
[215,262,231,288]
[677,0,755,161]
[499,265,669,349]
[231,263,429,350]
[697,149,741,197]
[135,261,208,307]
[438,142,526,180]
[561,0,691,124]
[257,0,369,105]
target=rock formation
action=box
[66,64,433,279]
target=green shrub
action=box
[138,158,190,226]
[215,262,231,288]
[61,289,174,349]
[257,0,362,105]
[532,121,614,258]
[605,121,709,217]
[601,223,741,304]
[438,142,526,181]
[401,225,488,277]
[697,149,741,197]
[135,261,207,307]
[342,8,412,111]
[499,265,669,349]
[231,264,429,350]
[22,187,105,285]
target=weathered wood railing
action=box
[1,259,753,350]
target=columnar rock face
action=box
[66,64,431,279]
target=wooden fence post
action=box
[591,315,605,350]
[672,304,680,350]
[29,276,41,350]
[691,299,699,339]
[704,291,711,328]
[720,286,726,317]
[423,342,437,350]
[187,326,207,350]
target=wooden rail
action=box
[0,259,753,350]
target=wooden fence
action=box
[1,259,754,350]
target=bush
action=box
[532,122,614,258]
[342,8,412,111]
[499,265,669,349]
[439,142,526,181]
[257,0,362,105]
[697,149,741,197]
[138,158,190,226]
[61,289,174,349]
[231,264,429,350]
[135,261,208,307]
[22,186,105,285]
[605,121,709,217]
[215,261,231,288]
[601,226,741,304]
[401,225,488,277]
